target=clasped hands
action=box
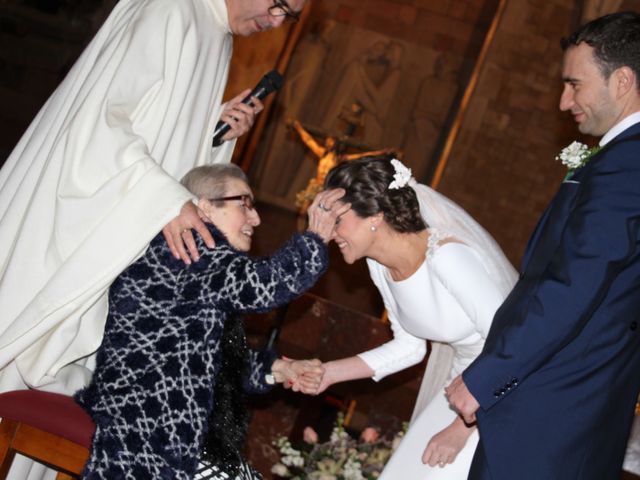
[445,374,480,424]
[271,357,325,394]
[419,376,480,469]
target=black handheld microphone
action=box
[212,70,284,147]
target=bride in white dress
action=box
[311,156,517,479]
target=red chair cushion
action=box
[0,390,95,448]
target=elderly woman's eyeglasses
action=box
[209,194,255,210]
[268,0,300,23]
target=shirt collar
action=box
[600,111,640,146]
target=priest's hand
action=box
[445,375,480,424]
[219,89,264,141]
[162,201,215,264]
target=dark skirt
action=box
[195,459,262,480]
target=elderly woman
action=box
[75,163,347,479]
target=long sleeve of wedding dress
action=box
[359,242,503,380]
[362,238,509,480]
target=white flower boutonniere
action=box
[556,141,602,181]
[556,141,601,170]
[388,158,412,190]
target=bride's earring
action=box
[370,225,377,232]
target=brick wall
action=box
[325,0,495,54]
[2,0,634,268]
[249,0,501,207]
[436,0,582,266]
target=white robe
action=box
[0,0,236,395]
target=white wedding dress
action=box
[360,229,512,480]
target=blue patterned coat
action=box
[75,223,328,479]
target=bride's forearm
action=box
[452,415,476,437]
[321,356,375,389]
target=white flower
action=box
[282,446,300,456]
[275,436,292,450]
[315,458,341,475]
[329,427,349,444]
[391,432,404,452]
[555,141,599,170]
[388,158,412,189]
[282,453,304,468]
[311,474,337,480]
[271,463,291,477]
[343,457,364,480]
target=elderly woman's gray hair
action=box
[180,164,249,200]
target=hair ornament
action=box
[388,158,413,190]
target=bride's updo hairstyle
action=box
[324,155,426,233]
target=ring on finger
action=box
[438,461,445,467]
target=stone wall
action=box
[249,0,500,209]
[2,0,636,265]
[435,0,636,265]
[323,0,495,52]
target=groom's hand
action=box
[445,375,480,424]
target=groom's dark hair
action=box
[324,154,426,233]
[561,11,640,87]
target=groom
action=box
[446,11,640,480]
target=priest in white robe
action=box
[0,0,305,397]
[0,0,308,477]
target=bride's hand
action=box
[311,363,334,395]
[421,417,474,468]
[272,358,325,394]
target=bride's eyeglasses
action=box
[209,194,255,211]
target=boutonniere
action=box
[556,141,601,180]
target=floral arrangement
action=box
[555,141,601,171]
[271,413,406,480]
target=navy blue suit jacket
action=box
[464,122,640,480]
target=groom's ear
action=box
[613,66,637,98]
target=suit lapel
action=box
[521,180,582,276]
[520,203,553,273]
[520,123,640,275]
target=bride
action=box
[309,156,517,478]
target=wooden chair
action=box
[0,390,95,479]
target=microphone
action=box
[212,69,284,147]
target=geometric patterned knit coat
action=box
[75,223,328,479]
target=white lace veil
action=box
[411,180,517,297]
[408,179,518,423]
